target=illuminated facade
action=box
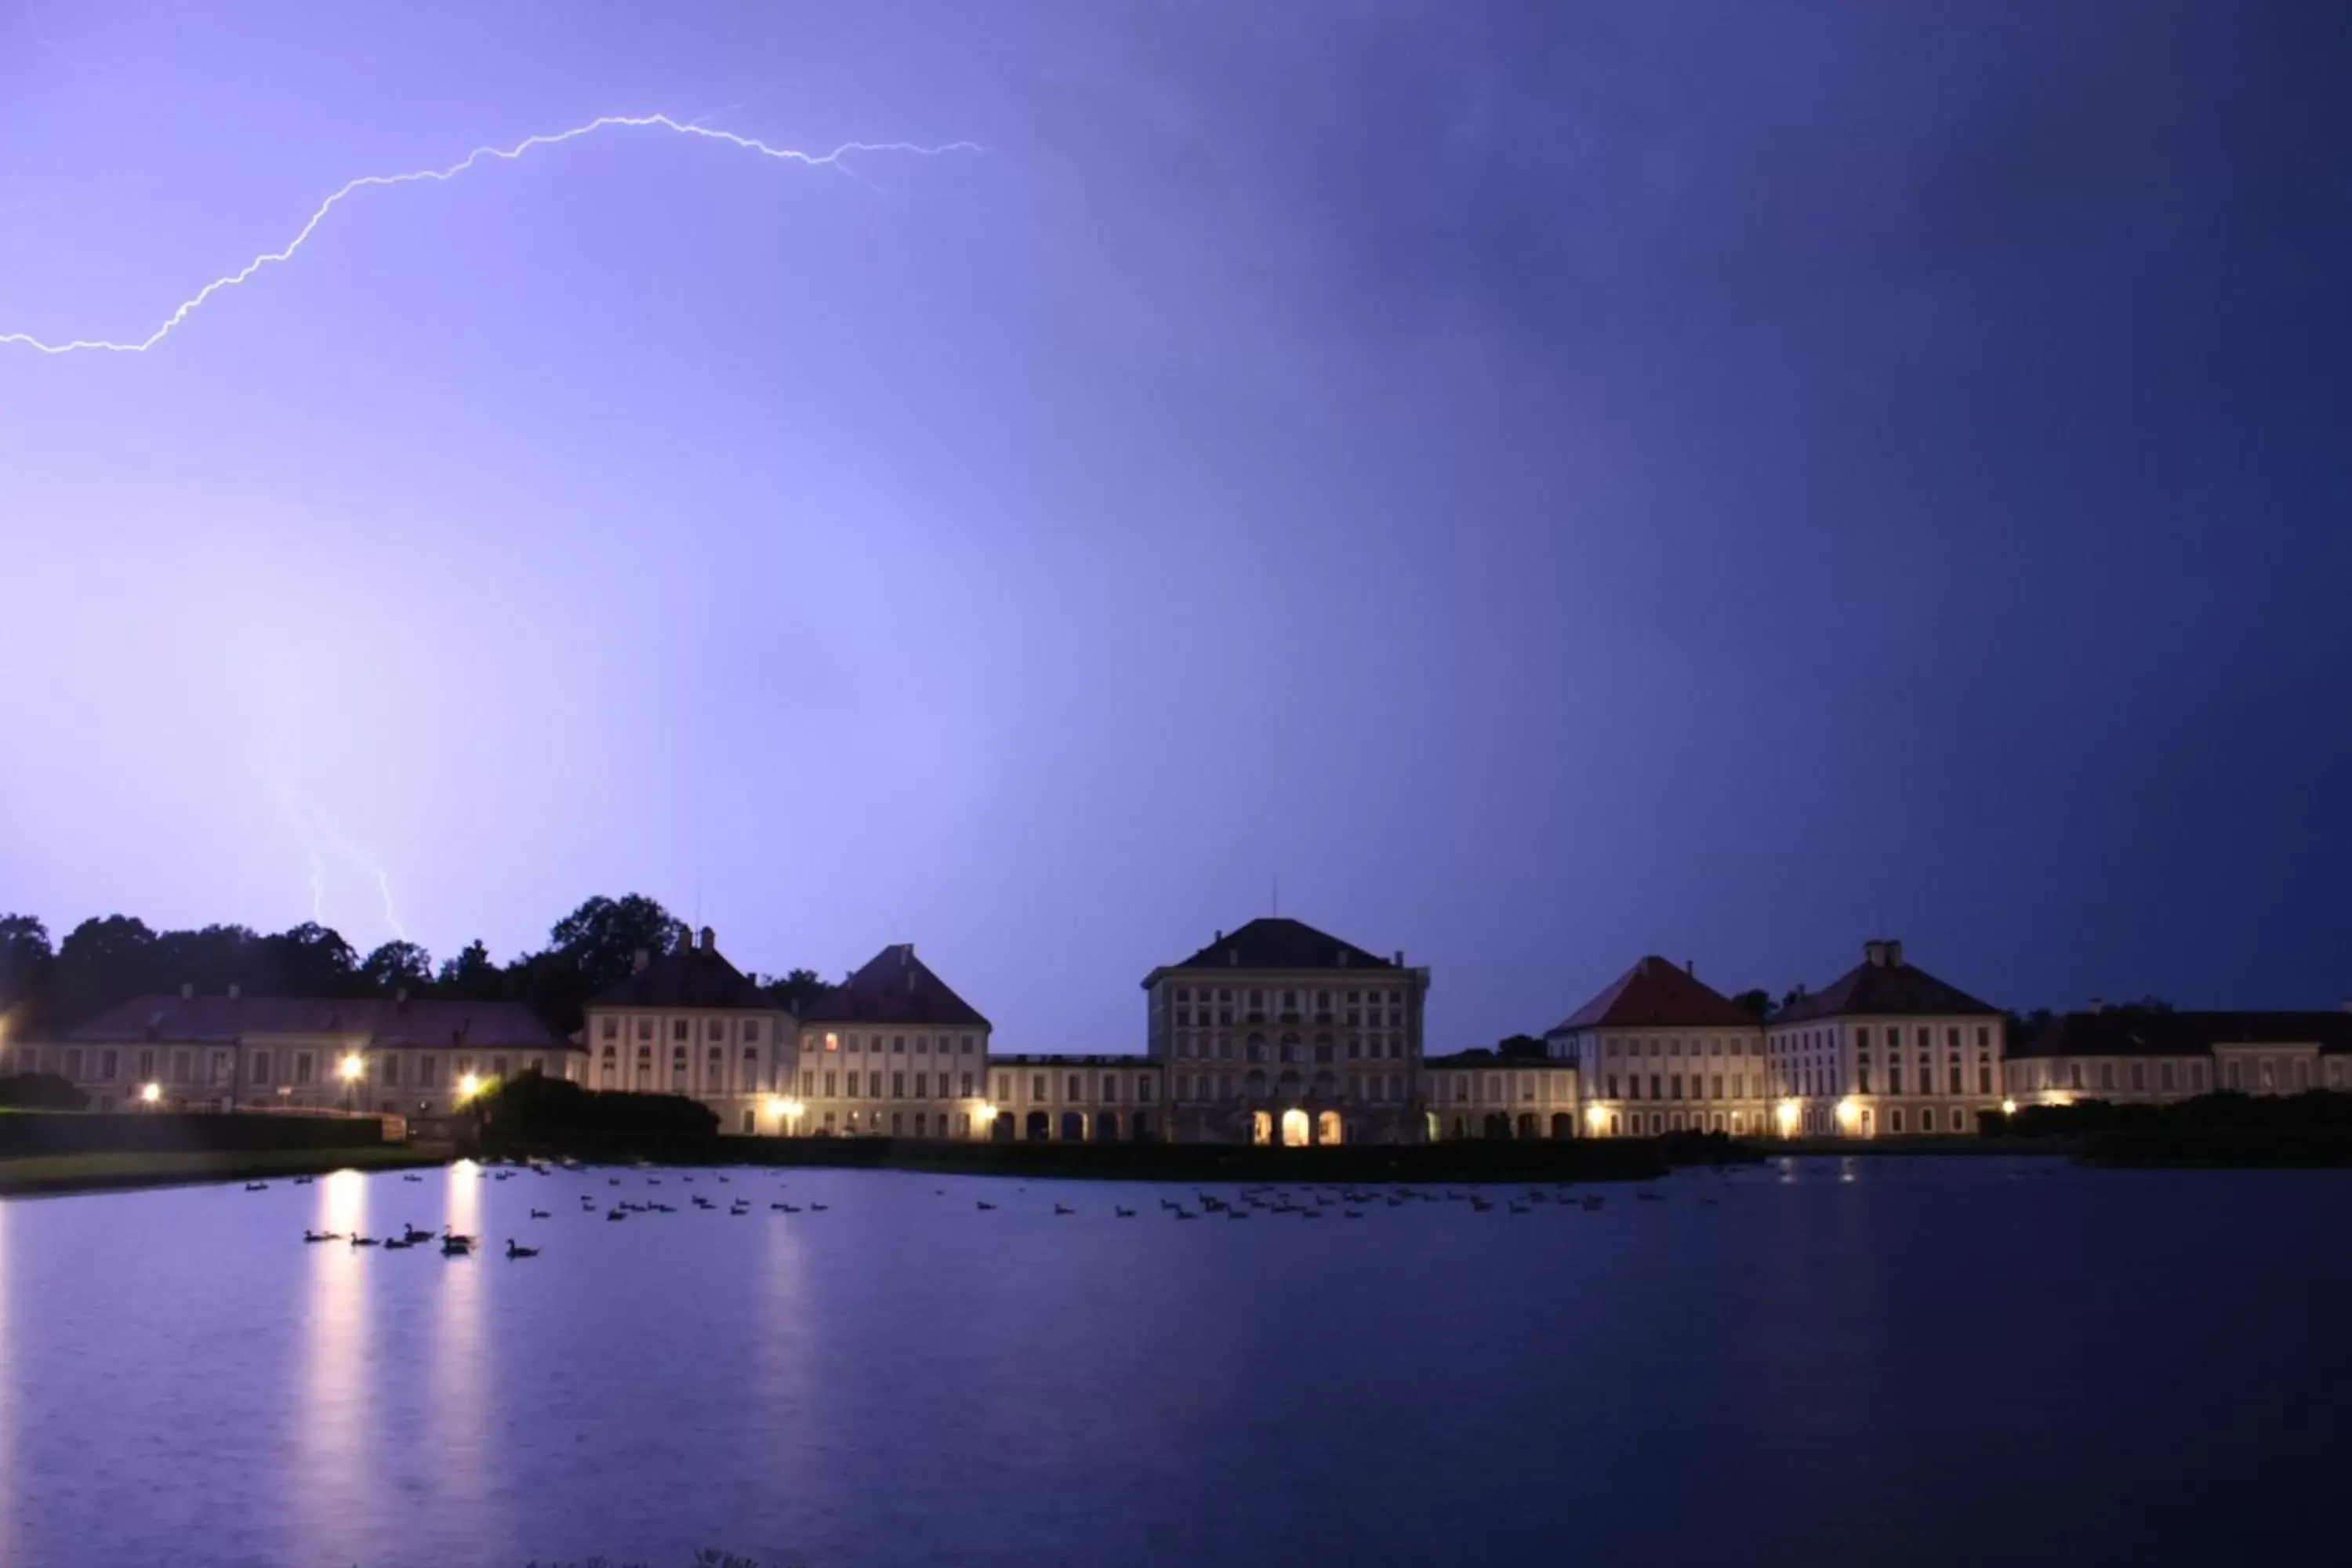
[1767,940,2004,1138]
[1544,956,1770,1138]
[19,987,579,1117]
[1143,918,1430,1145]
[579,928,795,1136]
[791,944,993,1139]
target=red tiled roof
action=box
[1548,956,1757,1033]
[1157,917,1397,976]
[1776,943,2000,1022]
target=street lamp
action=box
[140,1081,162,1106]
[339,1052,363,1112]
[2001,1098,2017,1117]
[456,1072,482,1104]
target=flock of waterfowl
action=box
[255,1156,1734,1258]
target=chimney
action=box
[1864,940,1888,968]
[180,982,194,1000]
[700,926,715,952]
[227,983,241,1001]
[1686,959,1695,976]
[633,949,651,974]
[1393,950,1403,967]
[1885,939,1903,967]
[1214,930,1223,943]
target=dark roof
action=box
[1548,955,1758,1033]
[799,945,990,1029]
[592,942,768,1010]
[1154,917,1398,978]
[63,994,568,1050]
[2011,1009,2352,1059]
[1775,942,2001,1023]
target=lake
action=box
[0,1156,2343,1567]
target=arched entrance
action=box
[1483,1112,1511,1140]
[1551,1112,1572,1139]
[1515,1112,1537,1139]
[1060,1110,1085,1142]
[1025,1110,1050,1141]
[1251,1110,1273,1145]
[1131,1110,1152,1142]
[991,1113,1014,1142]
[1280,1109,1310,1147]
[1096,1111,1120,1142]
[1316,1110,1342,1145]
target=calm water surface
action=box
[0,1157,2343,1567]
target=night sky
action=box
[2,2,2347,1049]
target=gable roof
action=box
[1157,917,1398,977]
[592,942,768,1011]
[62,993,567,1050]
[2011,1009,2352,1059]
[1548,955,1759,1034]
[1775,942,2001,1023]
[799,944,990,1029]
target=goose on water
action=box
[506,1240,539,1259]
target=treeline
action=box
[0,894,827,1039]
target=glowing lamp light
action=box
[139,1082,162,1105]
[1835,1097,1861,1131]
[973,1103,998,1124]
[1774,1099,1801,1134]
[2001,1098,2018,1116]
[456,1073,482,1103]
[1584,1103,1608,1130]
[338,1053,365,1083]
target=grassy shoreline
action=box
[0,1145,451,1200]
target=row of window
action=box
[807,1032,982,1056]
[1855,1062,1988,1095]
[1171,1035,1406,1061]
[1169,987,1403,1007]
[1176,1073,1406,1103]
[1172,1007,1404,1029]
[1594,1035,1763,1060]
[800,1071,982,1101]
[597,1015,765,1044]
[1601,1073,1759,1103]
[995,1073,1163,1105]
[1771,1024,1995,1053]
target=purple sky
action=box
[2,2,2348,1050]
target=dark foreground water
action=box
[1,1156,2345,1567]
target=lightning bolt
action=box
[0,112,983,355]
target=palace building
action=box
[1544,955,1769,1138]
[17,985,576,1117]
[580,927,793,1135]
[1767,939,2005,1138]
[2004,1007,2352,1105]
[1144,916,1429,1145]
[790,943,993,1140]
[39,911,2350,1145]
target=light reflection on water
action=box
[0,1157,2347,1568]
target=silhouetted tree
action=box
[261,923,361,996]
[0,913,51,1013]
[437,938,500,996]
[1731,988,1773,1021]
[758,967,829,1016]
[359,940,434,994]
[49,915,161,1022]
[1495,1033,1548,1061]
